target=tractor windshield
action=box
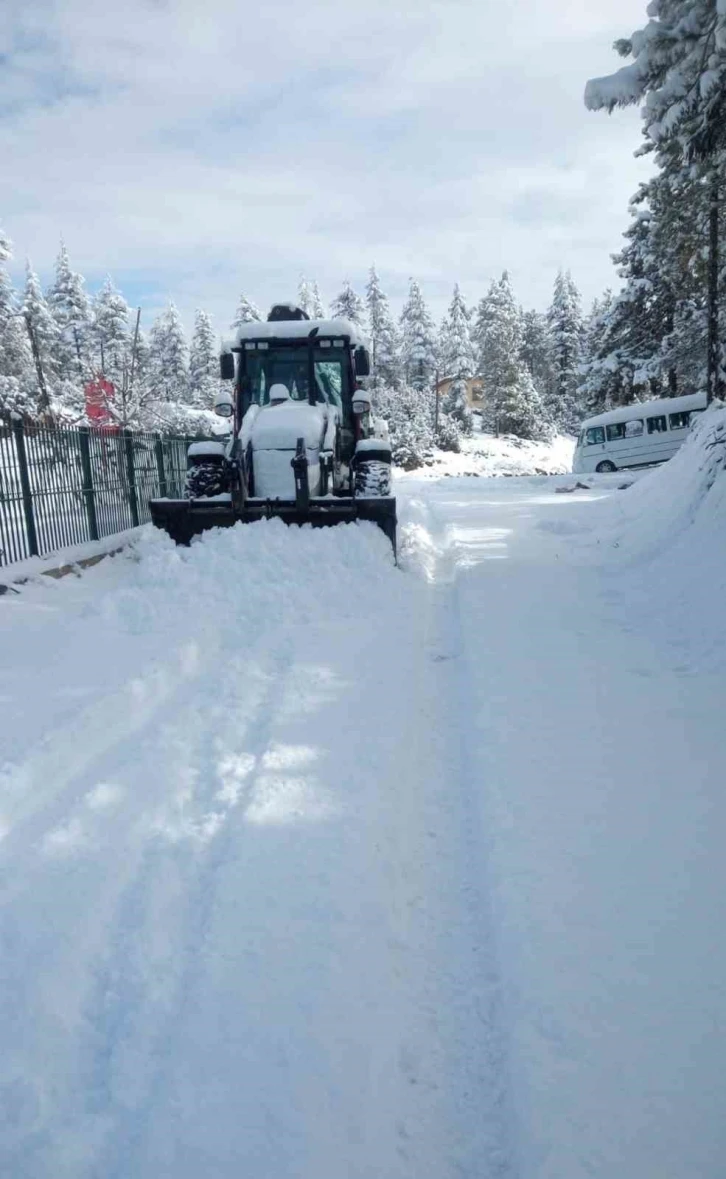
[243,345,350,418]
[245,349,310,404]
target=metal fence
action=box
[0,421,197,568]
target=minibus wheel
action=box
[596,460,617,473]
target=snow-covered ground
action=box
[1,411,725,1178]
[396,428,576,480]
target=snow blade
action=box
[149,495,397,557]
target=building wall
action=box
[436,376,484,408]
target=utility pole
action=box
[73,327,84,379]
[121,308,142,426]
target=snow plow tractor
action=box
[149,303,396,554]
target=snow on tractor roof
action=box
[225,318,368,351]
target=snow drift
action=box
[584,404,726,561]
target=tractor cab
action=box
[221,304,371,462]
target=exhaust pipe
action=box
[291,437,310,512]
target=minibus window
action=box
[669,411,691,430]
[606,423,626,441]
[647,415,668,434]
[624,419,644,438]
[585,427,605,445]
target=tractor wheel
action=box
[185,459,228,499]
[354,459,392,498]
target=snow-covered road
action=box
[1,468,724,1178]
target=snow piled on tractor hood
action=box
[250,402,326,452]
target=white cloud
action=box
[0,0,650,327]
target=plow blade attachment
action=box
[149,496,397,555]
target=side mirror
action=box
[220,351,235,381]
[214,390,234,418]
[354,347,371,378]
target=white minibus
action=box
[572,391,707,474]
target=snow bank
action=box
[396,432,575,481]
[582,403,726,561]
[578,403,726,679]
[0,527,142,588]
[97,516,395,641]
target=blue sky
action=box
[1,0,649,333]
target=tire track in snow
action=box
[0,638,210,858]
[0,623,293,1179]
[93,640,298,1179]
[3,513,519,1178]
[400,492,521,1178]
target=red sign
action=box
[84,377,115,425]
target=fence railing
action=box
[0,421,197,568]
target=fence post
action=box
[154,435,168,498]
[79,427,99,540]
[123,428,140,527]
[12,419,39,557]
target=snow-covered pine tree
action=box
[148,302,190,404]
[0,226,18,342]
[23,261,60,407]
[586,0,726,400]
[189,309,218,409]
[47,241,92,383]
[440,284,475,379]
[546,271,583,432]
[373,382,434,469]
[231,294,261,331]
[310,280,325,319]
[472,282,498,374]
[520,309,554,400]
[498,368,550,441]
[92,277,130,382]
[399,279,437,393]
[365,266,401,390]
[297,276,327,318]
[480,272,550,440]
[330,280,367,329]
[578,292,626,412]
[125,326,153,424]
[439,284,474,434]
[0,226,35,417]
[585,0,726,161]
[297,276,313,317]
[624,167,714,396]
[576,165,704,410]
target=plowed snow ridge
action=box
[1,438,725,1178]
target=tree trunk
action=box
[24,314,51,415]
[706,172,721,402]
